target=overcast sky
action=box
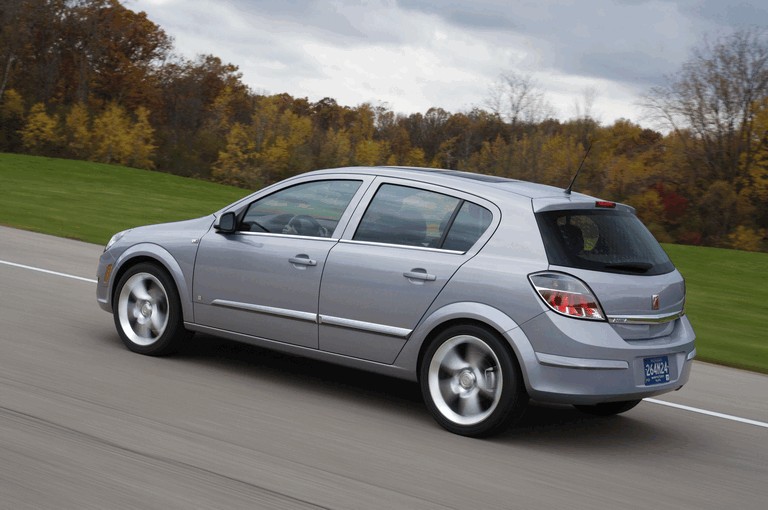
[129,0,768,126]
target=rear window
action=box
[535,209,674,275]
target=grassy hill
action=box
[1,153,766,373]
[0,153,249,244]
[664,244,766,373]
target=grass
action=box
[1,153,766,374]
[664,244,767,374]
[0,153,249,244]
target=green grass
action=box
[1,153,766,373]
[664,244,767,374]
[0,153,249,244]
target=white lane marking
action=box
[645,398,768,429]
[0,259,97,284]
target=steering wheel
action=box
[283,214,328,237]
[245,220,269,232]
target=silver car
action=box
[97,166,695,436]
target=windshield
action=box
[535,209,674,276]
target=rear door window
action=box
[535,209,674,275]
[353,184,459,247]
[353,184,492,251]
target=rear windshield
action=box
[535,209,674,276]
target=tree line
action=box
[1,0,767,251]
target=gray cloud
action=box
[397,0,766,88]
[132,0,766,124]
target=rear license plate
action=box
[644,356,670,386]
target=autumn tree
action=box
[346,103,388,166]
[0,0,26,101]
[212,122,261,188]
[434,109,507,169]
[155,55,247,176]
[213,95,314,186]
[128,106,156,169]
[317,129,352,168]
[89,102,156,168]
[349,103,376,143]
[539,133,583,189]
[90,102,131,163]
[1,0,69,105]
[645,28,768,186]
[466,135,512,176]
[403,108,451,163]
[251,96,313,181]
[354,138,388,166]
[740,97,768,243]
[311,97,353,132]
[746,98,768,205]
[596,120,664,200]
[0,88,24,150]
[62,102,92,158]
[81,0,171,109]
[21,102,60,155]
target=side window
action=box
[354,184,460,247]
[442,202,493,251]
[241,180,361,237]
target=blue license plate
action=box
[644,356,670,386]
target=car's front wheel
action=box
[420,325,528,437]
[113,263,190,356]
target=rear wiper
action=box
[605,262,653,273]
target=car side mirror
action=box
[215,211,237,233]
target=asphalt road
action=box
[1,225,766,509]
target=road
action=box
[0,225,766,509]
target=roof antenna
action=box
[565,141,593,195]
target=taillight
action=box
[529,272,606,320]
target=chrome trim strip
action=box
[237,231,339,242]
[607,311,685,325]
[536,352,629,370]
[208,300,411,338]
[339,239,464,254]
[211,299,317,323]
[319,314,412,338]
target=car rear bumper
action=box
[516,312,696,405]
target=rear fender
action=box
[395,302,539,390]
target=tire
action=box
[574,399,641,416]
[420,324,528,437]
[113,262,191,356]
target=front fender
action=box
[106,243,194,323]
[394,302,540,390]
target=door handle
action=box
[403,269,436,281]
[289,255,317,267]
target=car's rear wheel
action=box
[574,399,642,416]
[113,263,190,356]
[420,325,527,437]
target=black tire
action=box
[113,262,191,356]
[420,324,528,437]
[574,399,642,416]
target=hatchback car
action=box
[97,166,695,436]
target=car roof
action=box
[305,165,596,202]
